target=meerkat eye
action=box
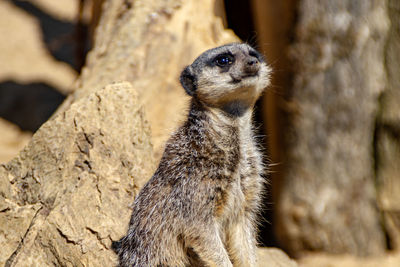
[214,54,234,67]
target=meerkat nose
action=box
[247,58,258,66]
[244,58,260,75]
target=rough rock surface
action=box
[376,0,400,250]
[277,0,388,256]
[0,82,154,266]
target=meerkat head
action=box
[180,43,271,116]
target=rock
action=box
[257,247,298,267]
[0,82,154,266]
[276,0,388,256]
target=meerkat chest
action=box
[218,135,263,222]
[239,139,263,203]
[208,111,263,221]
[238,121,263,184]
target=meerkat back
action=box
[113,43,271,267]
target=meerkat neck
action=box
[190,98,253,132]
[221,100,254,118]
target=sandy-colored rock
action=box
[57,0,239,159]
[0,82,154,266]
[277,0,388,256]
[257,247,298,267]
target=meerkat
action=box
[113,43,271,267]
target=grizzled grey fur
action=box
[113,43,272,267]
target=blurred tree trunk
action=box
[250,0,298,247]
[276,0,388,256]
[250,0,297,205]
[376,0,400,251]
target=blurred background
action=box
[1,0,399,266]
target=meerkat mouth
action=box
[230,73,258,84]
[242,73,259,79]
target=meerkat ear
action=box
[179,66,197,96]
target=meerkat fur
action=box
[113,43,272,267]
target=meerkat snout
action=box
[247,58,258,66]
[244,57,260,76]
